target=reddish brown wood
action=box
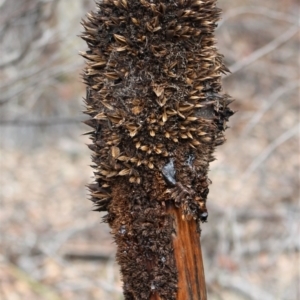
[150,203,207,300]
[150,293,161,300]
[167,202,207,300]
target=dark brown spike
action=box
[83,119,96,128]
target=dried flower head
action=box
[81,0,233,298]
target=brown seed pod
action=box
[81,0,234,299]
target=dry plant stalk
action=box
[81,0,233,299]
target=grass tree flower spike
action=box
[81,0,234,299]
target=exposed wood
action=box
[150,201,206,300]
[167,202,207,300]
[150,292,161,300]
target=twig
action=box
[241,123,299,182]
[226,25,299,76]
[0,0,7,9]
[0,61,82,105]
[228,122,299,246]
[56,278,122,294]
[250,61,298,80]
[219,6,299,27]
[0,116,84,127]
[241,80,300,137]
[0,43,31,69]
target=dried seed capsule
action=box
[81,0,234,298]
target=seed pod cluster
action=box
[82,0,233,298]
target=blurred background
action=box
[0,0,299,299]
